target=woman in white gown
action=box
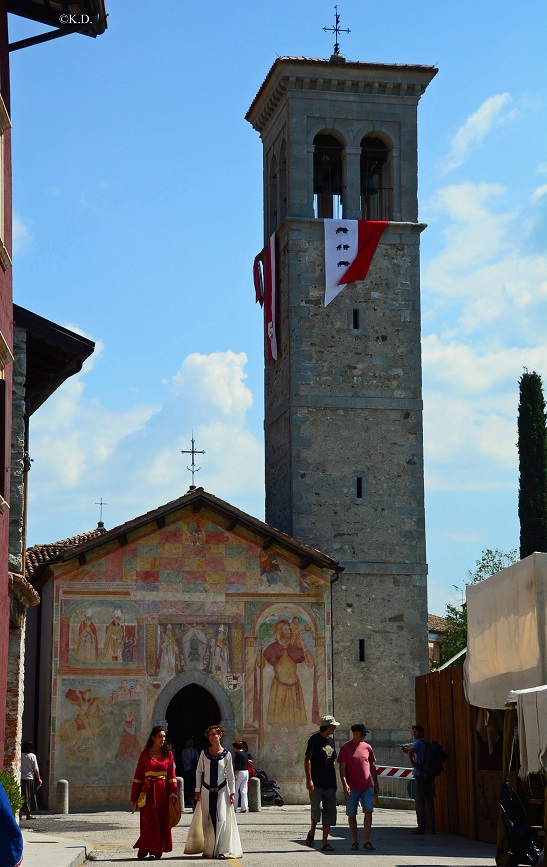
[184,725,243,860]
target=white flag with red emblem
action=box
[324,219,388,306]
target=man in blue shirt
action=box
[405,724,435,835]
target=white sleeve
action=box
[224,752,235,795]
[195,751,205,792]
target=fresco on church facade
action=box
[47,504,333,806]
[60,599,144,672]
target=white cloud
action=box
[440,93,514,173]
[171,350,253,417]
[12,214,32,255]
[530,184,547,203]
[30,376,160,488]
[27,349,264,542]
[423,181,547,344]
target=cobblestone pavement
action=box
[22,805,497,866]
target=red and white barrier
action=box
[376,766,414,779]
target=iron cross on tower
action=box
[323,5,350,58]
[181,434,205,491]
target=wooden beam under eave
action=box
[192,501,202,514]
[262,536,275,550]
[156,516,166,529]
[300,557,312,571]
[226,518,238,531]
[78,553,86,565]
[118,534,128,547]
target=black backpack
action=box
[421,739,447,778]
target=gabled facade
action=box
[26,488,340,806]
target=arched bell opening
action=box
[360,135,393,220]
[313,133,344,219]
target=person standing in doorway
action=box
[405,724,436,835]
[338,723,379,850]
[304,714,339,851]
[181,738,200,808]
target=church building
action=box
[25,489,339,806]
[24,46,437,806]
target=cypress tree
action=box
[518,370,547,559]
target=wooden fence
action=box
[415,664,477,839]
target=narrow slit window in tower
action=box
[358,639,366,662]
[360,136,393,220]
[313,133,343,219]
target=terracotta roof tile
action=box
[428,613,449,633]
[25,529,105,579]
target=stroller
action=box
[256,768,284,806]
[499,780,542,866]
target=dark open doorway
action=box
[166,683,221,768]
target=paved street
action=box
[21,805,496,867]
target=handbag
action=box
[169,796,182,827]
[247,758,257,779]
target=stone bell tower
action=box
[246,54,437,763]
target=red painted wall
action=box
[0,1,14,768]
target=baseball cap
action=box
[320,715,340,726]
[351,723,369,735]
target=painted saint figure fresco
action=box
[210,624,230,682]
[117,709,140,761]
[156,624,180,677]
[257,618,315,725]
[75,608,98,663]
[103,609,124,662]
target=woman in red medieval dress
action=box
[130,725,178,860]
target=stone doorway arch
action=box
[152,670,237,754]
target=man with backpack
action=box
[405,724,437,836]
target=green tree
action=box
[518,370,547,559]
[437,548,517,667]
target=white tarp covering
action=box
[508,685,547,777]
[463,552,547,710]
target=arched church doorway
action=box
[166,684,221,767]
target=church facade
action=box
[26,489,338,807]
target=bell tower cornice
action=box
[246,57,438,134]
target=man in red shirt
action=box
[338,723,380,850]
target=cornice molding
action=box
[247,59,437,133]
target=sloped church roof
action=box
[26,488,342,585]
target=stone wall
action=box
[265,220,429,763]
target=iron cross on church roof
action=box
[323,5,350,58]
[181,434,205,491]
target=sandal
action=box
[363,841,376,850]
[321,843,335,851]
[305,833,315,848]
[351,841,359,850]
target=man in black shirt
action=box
[304,714,339,851]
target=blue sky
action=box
[8,1,547,615]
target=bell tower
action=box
[246,55,437,762]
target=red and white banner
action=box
[324,219,388,306]
[253,233,278,363]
